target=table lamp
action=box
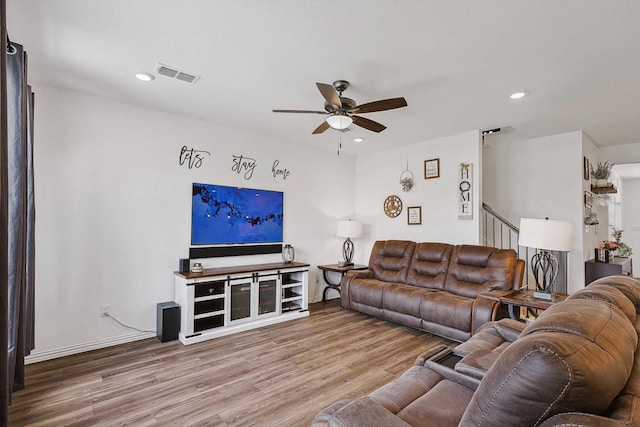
[518,217,574,300]
[336,220,362,266]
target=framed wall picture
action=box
[583,156,590,181]
[595,248,609,263]
[407,206,422,225]
[424,158,440,179]
[584,191,593,208]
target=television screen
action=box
[191,183,284,245]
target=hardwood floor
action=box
[9,300,453,426]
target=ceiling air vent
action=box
[154,63,200,84]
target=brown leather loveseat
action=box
[340,240,524,341]
[314,275,640,426]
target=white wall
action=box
[621,179,640,274]
[353,131,482,259]
[600,142,640,164]
[31,85,355,360]
[483,130,585,292]
[582,133,611,263]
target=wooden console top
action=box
[174,261,310,279]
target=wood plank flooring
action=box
[8,300,453,426]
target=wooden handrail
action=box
[482,203,519,233]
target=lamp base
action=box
[338,261,354,267]
[533,290,553,301]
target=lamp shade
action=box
[518,218,574,252]
[337,220,362,238]
[326,114,353,130]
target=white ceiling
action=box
[7,0,640,156]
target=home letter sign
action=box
[458,163,473,220]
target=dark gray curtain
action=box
[2,0,36,422]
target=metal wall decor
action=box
[384,195,403,218]
[399,161,414,192]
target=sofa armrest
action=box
[340,269,373,308]
[539,412,626,426]
[494,318,526,342]
[312,397,411,427]
[513,259,525,290]
[413,344,452,366]
[471,290,515,335]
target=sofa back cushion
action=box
[368,240,416,283]
[588,275,640,314]
[444,245,518,298]
[405,242,453,289]
[460,299,637,426]
[567,283,637,323]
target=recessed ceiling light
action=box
[354,137,364,143]
[135,72,155,82]
[510,91,528,99]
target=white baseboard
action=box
[25,331,156,364]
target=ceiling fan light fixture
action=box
[326,114,353,130]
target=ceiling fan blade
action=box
[316,83,342,109]
[352,115,387,133]
[312,121,330,134]
[273,109,327,114]
[353,97,407,114]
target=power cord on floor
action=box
[104,312,155,334]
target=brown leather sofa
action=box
[314,275,640,427]
[340,240,524,341]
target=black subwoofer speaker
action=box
[179,258,190,273]
[156,301,180,342]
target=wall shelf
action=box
[591,184,617,194]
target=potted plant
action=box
[612,227,633,257]
[590,160,614,187]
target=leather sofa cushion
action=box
[368,240,416,283]
[405,242,453,289]
[349,278,387,308]
[397,379,474,427]
[566,283,636,322]
[589,275,640,314]
[420,291,473,333]
[444,245,518,298]
[382,284,427,318]
[461,299,637,426]
[370,365,443,414]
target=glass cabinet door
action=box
[257,277,277,316]
[229,278,252,322]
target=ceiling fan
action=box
[273,80,407,134]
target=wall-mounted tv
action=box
[191,183,284,245]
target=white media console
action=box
[174,262,309,345]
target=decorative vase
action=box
[282,244,295,263]
[595,179,609,187]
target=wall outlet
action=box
[100,305,111,318]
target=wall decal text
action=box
[179,146,210,169]
[232,154,257,180]
[272,159,291,180]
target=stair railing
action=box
[481,203,567,294]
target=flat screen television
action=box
[191,183,284,245]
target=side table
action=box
[499,289,568,321]
[317,264,368,302]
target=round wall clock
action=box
[383,195,403,218]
